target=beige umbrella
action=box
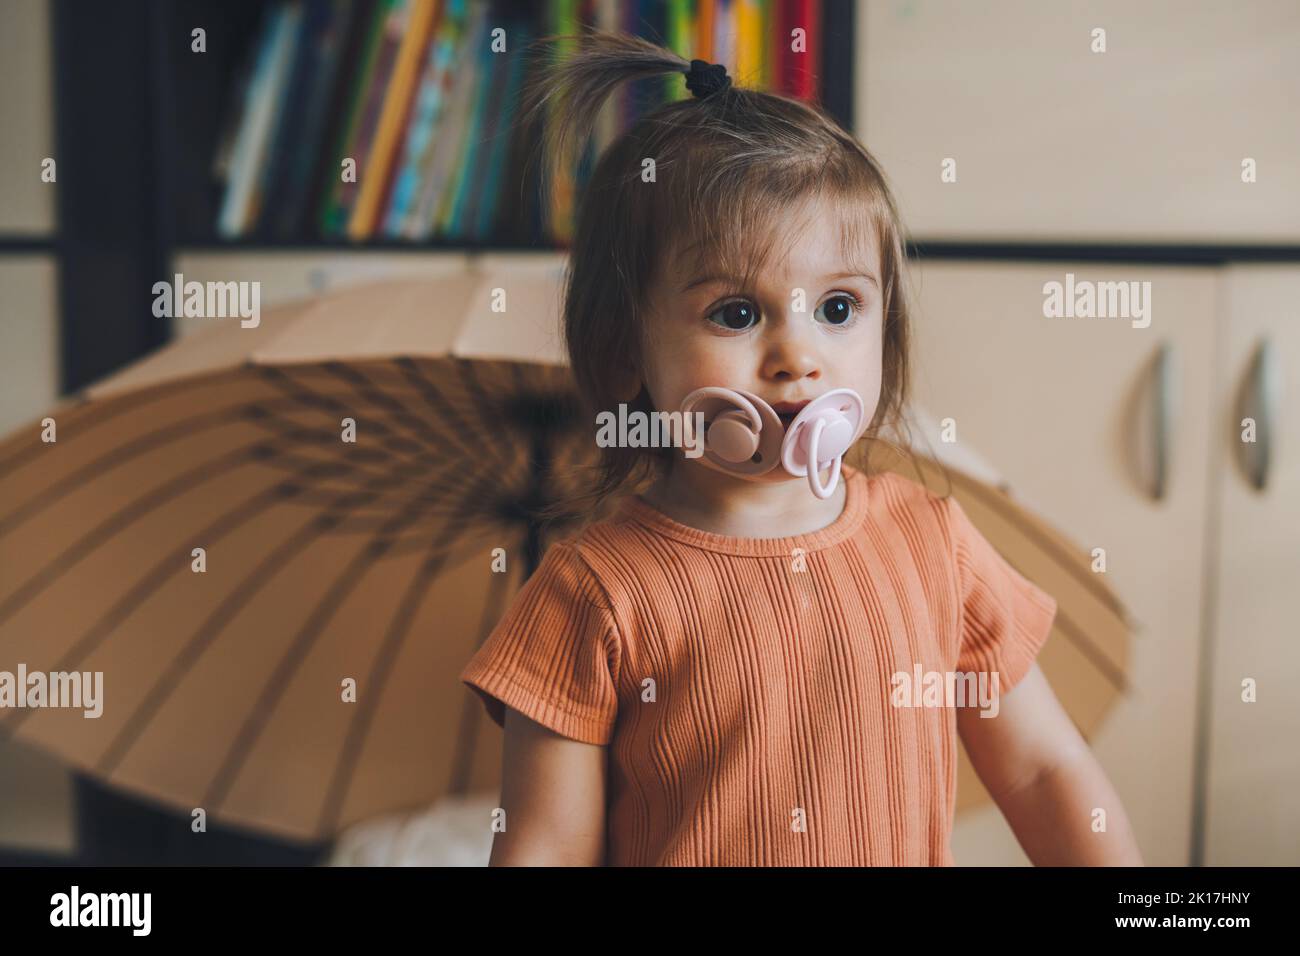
[0,263,1133,844]
[0,264,608,843]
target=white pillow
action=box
[326,791,499,867]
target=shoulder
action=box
[865,467,957,520]
[527,535,615,612]
[537,499,651,612]
[859,467,969,560]
[553,496,645,567]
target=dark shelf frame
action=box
[909,240,1300,266]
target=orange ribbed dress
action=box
[459,464,1058,866]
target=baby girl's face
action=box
[638,195,884,483]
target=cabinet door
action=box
[903,259,1218,865]
[1204,266,1300,865]
[858,0,1300,242]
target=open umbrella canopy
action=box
[0,266,604,843]
[0,263,1134,842]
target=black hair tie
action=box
[684,59,731,99]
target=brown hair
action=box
[518,29,926,530]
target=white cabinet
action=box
[857,0,1300,242]
[1203,265,1300,865]
[905,258,1299,865]
[903,259,1217,865]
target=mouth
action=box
[771,399,811,428]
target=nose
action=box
[758,317,822,383]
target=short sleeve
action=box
[945,494,1058,695]
[458,541,621,745]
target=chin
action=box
[681,459,808,487]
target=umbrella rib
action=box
[200,469,471,821]
[92,452,447,776]
[0,444,267,629]
[234,455,490,541]
[274,471,483,529]
[1048,605,1131,695]
[450,359,521,469]
[941,467,1132,622]
[934,472,1130,688]
[903,462,1136,676]
[85,444,483,775]
[0,454,356,740]
[239,408,436,485]
[0,389,425,539]
[447,549,519,795]
[395,358,514,472]
[316,503,480,836]
[258,364,445,466]
[317,361,450,456]
[92,520,328,775]
[0,407,236,538]
[195,540,376,815]
[0,377,200,480]
[372,448,564,559]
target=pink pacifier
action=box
[679,386,867,498]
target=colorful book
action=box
[406,0,488,239]
[257,0,335,236]
[665,0,692,102]
[592,0,622,155]
[456,17,526,239]
[715,0,735,76]
[347,0,441,239]
[274,0,360,237]
[789,0,819,100]
[216,0,831,244]
[381,0,469,235]
[436,3,498,236]
[217,2,301,238]
[318,0,399,234]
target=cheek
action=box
[834,324,884,411]
[641,333,742,411]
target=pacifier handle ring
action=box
[804,417,842,499]
[682,386,764,434]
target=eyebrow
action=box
[679,271,880,293]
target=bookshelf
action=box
[161,0,855,250]
[40,0,857,365]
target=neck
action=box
[640,460,849,538]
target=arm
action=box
[487,705,609,866]
[957,662,1144,866]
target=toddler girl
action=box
[459,30,1141,867]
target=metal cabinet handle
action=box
[1149,342,1176,501]
[1235,338,1278,491]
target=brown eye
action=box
[706,300,759,331]
[816,294,861,326]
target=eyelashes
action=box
[703,292,866,332]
